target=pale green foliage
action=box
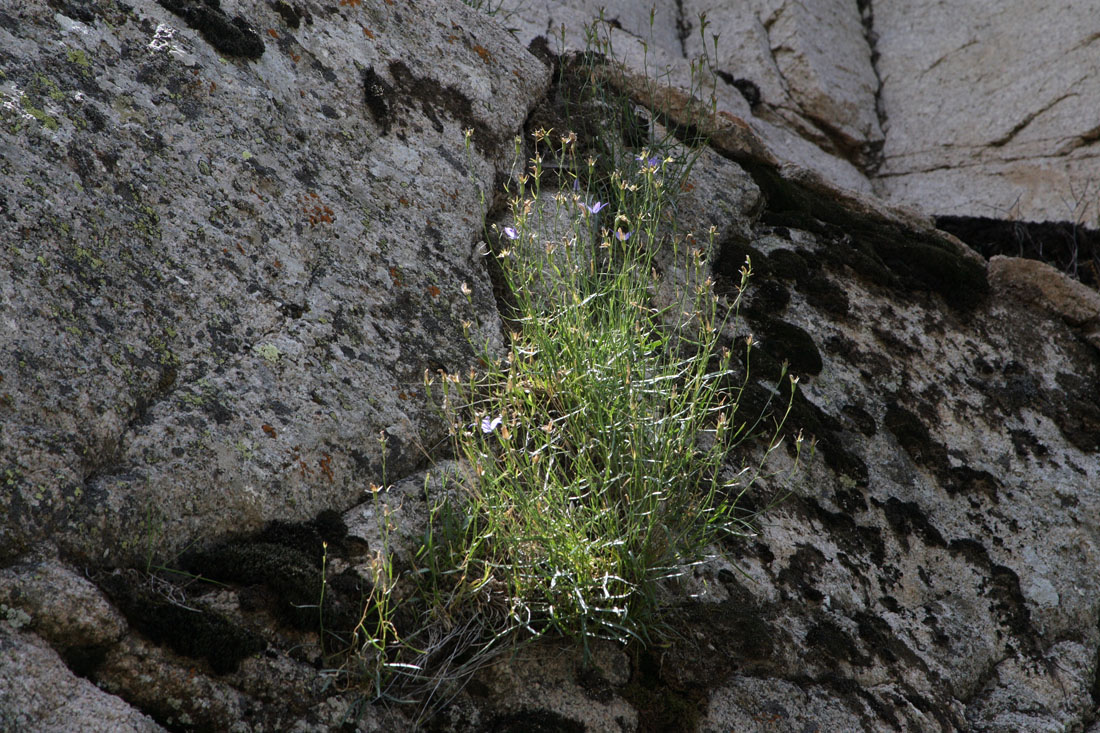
[334,14,801,723]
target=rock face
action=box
[873,2,1100,221]
[500,0,1100,225]
[2,1,1100,732]
[0,0,547,566]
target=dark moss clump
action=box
[47,0,99,23]
[875,237,989,311]
[777,544,827,604]
[713,238,794,314]
[156,0,265,59]
[876,497,947,551]
[767,248,851,316]
[714,238,770,283]
[735,377,869,486]
[754,317,823,377]
[947,539,1038,655]
[937,215,1100,288]
[756,175,989,312]
[1053,371,1100,453]
[363,66,393,136]
[715,71,762,108]
[945,467,1002,503]
[969,360,1100,455]
[800,497,885,566]
[387,60,502,156]
[806,618,871,667]
[98,569,265,674]
[883,403,948,467]
[620,649,706,733]
[271,0,310,28]
[841,403,877,436]
[834,485,867,515]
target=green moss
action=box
[65,48,92,75]
[253,342,280,363]
[22,102,58,131]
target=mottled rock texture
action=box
[873,2,1100,222]
[0,0,547,567]
[500,0,1100,226]
[2,0,1100,731]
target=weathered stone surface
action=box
[626,153,1100,728]
[500,0,1100,223]
[989,254,1100,348]
[344,459,468,570]
[0,0,548,566]
[873,2,1100,221]
[0,553,126,649]
[0,623,162,732]
[682,0,883,172]
[496,0,876,197]
[4,1,1100,731]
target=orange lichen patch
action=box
[398,197,410,207]
[290,446,312,479]
[446,34,458,44]
[389,266,403,287]
[267,28,278,38]
[319,453,334,482]
[298,192,334,226]
[473,44,492,64]
[209,81,216,93]
[262,424,277,438]
[339,0,362,6]
[362,27,374,38]
[290,52,300,63]
[427,285,441,298]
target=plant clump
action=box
[332,17,802,723]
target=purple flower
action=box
[584,201,607,215]
[635,154,661,168]
[503,226,519,240]
[615,228,632,242]
[481,415,503,433]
